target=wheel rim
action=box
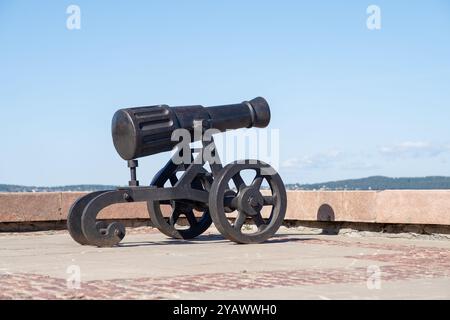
[147,161,212,239]
[209,160,286,244]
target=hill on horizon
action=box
[1,176,450,192]
[287,176,450,190]
[0,184,118,193]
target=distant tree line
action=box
[0,184,118,192]
[285,176,450,190]
[2,176,450,192]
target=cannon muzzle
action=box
[111,97,271,160]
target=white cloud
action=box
[340,161,379,171]
[380,141,448,158]
[282,150,342,170]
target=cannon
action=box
[67,97,287,247]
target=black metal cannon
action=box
[67,97,287,247]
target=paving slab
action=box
[0,227,449,299]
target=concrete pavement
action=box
[1,226,449,299]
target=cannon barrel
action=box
[111,97,271,160]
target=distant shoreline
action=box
[2,176,450,192]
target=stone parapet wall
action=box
[1,190,449,226]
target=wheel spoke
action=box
[252,213,266,227]
[232,172,246,190]
[233,211,247,230]
[184,210,198,227]
[169,208,181,226]
[251,174,264,189]
[200,176,212,191]
[263,195,276,206]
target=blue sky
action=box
[0,0,449,185]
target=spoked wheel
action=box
[209,160,287,244]
[147,161,213,239]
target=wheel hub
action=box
[238,187,264,216]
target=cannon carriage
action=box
[67,97,287,247]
